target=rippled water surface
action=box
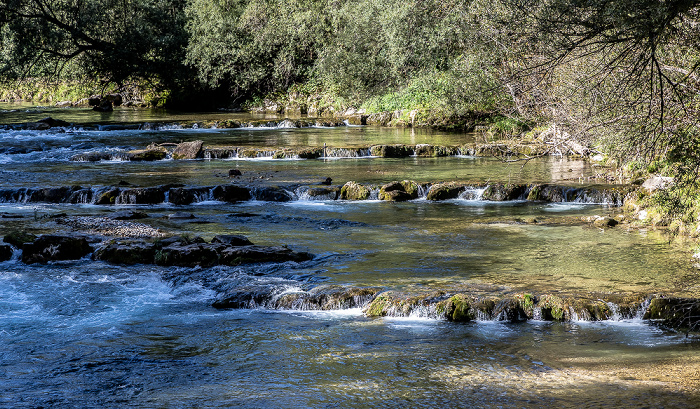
[1,104,699,408]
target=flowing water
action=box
[1,104,699,408]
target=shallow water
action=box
[1,105,699,408]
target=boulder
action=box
[212,185,252,203]
[526,184,565,202]
[96,188,122,205]
[102,93,123,106]
[378,180,419,202]
[92,101,113,112]
[253,186,294,202]
[0,243,13,262]
[482,184,527,201]
[37,117,70,127]
[219,245,313,266]
[115,187,165,205]
[21,235,92,264]
[644,297,700,332]
[127,146,167,161]
[172,140,204,160]
[642,176,674,193]
[3,231,38,248]
[24,121,51,131]
[93,241,156,265]
[305,186,339,200]
[28,186,81,203]
[340,181,371,200]
[426,183,464,201]
[155,243,220,267]
[211,235,253,246]
[592,217,619,228]
[369,144,412,158]
[168,187,211,205]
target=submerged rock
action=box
[211,235,253,246]
[109,210,149,220]
[219,245,313,266]
[22,235,92,264]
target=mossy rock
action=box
[426,183,464,201]
[369,145,412,158]
[644,297,700,332]
[96,188,121,205]
[378,181,415,202]
[443,294,474,322]
[127,146,167,161]
[4,230,38,248]
[340,181,371,200]
[364,293,393,317]
[537,294,566,321]
[482,183,527,201]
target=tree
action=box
[491,0,700,162]
[0,0,189,86]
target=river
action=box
[0,103,698,408]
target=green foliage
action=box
[1,0,190,89]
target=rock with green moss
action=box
[369,144,412,158]
[537,294,567,321]
[443,294,475,322]
[644,297,700,332]
[127,145,167,161]
[4,230,38,248]
[426,182,464,201]
[340,181,371,200]
[378,181,416,202]
[95,188,121,205]
[482,183,527,201]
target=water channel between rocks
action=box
[1,104,699,408]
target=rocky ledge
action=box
[1,231,313,267]
[0,181,632,206]
[211,284,700,333]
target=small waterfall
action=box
[606,302,623,321]
[635,298,652,320]
[458,187,486,201]
[115,192,137,205]
[323,147,372,158]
